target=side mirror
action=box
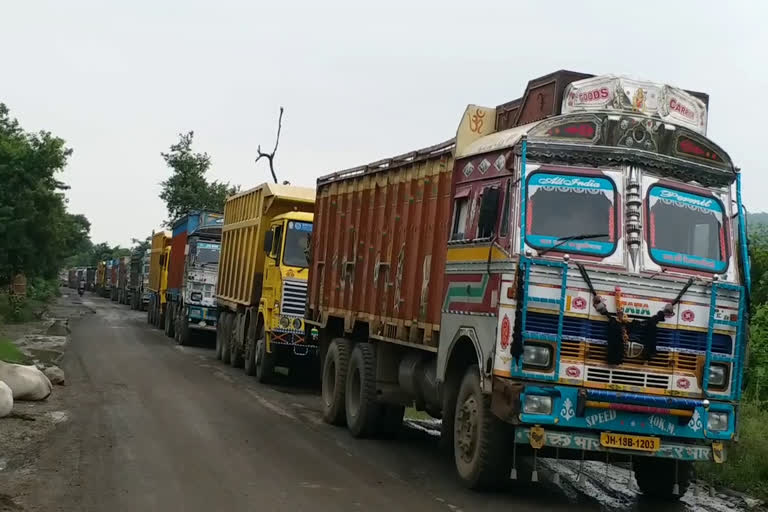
[264,230,274,254]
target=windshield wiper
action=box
[538,233,609,256]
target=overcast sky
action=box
[2,0,766,247]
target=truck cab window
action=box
[477,187,500,238]
[451,198,469,240]
[271,225,283,261]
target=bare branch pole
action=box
[255,107,284,184]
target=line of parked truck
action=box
[65,70,753,501]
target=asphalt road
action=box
[25,295,698,512]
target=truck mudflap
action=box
[513,427,725,462]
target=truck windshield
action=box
[648,186,727,272]
[525,172,616,256]
[283,221,312,268]
[196,242,220,265]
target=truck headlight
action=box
[523,395,553,415]
[707,412,729,431]
[523,344,552,369]
[279,316,291,328]
[708,364,728,388]
[190,292,202,302]
[292,318,302,330]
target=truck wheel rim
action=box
[322,359,336,407]
[456,395,478,463]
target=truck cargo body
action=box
[68,268,77,289]
[215,183,315,382]
[117,256,131,305]
[309,71,750,499]
[147,232,172,330]
[162,211,223,345]
[96,261,107,296]
[129,249,150,311]
[86,267,96,291]
[110,258,120,301]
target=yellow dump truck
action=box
[147,230,172,329]
[216,183,315,382]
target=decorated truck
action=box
[162,211,223,345]
[215,183,315,382]
[308,71,749,499]
[147,231,172,329]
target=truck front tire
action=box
[634,457,693,500]
[345,342,380,438]
[255,335,275,383]
[243,321,258,376]
[321,338,350,426]
[176,307,190,346]
[165,304,175,338]
[454,364,512,490]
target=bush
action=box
[0,338,31,364]
[697,402,768,501]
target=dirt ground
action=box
[0,292,92,512]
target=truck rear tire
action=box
[321,338,350,426]
[255,335,275,383]
[229,314,244,368]
[454,364,513,490]
[345,342,380,438]
[221,313,232,363]
[634,457,693,500]
[215,314,225,360]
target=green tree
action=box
[0,103,87,284]
[159,131,237,226]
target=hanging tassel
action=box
[577,450,585,482]
[531,450,539,483]
[673,460,680,496]
[552,448,561,485]
[510,439,518,480]
[628,456,634,491]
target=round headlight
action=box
[279,316,290,328]
[292,318,302,330]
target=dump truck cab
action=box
[261,212,314,359]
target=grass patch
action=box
[696,402,768,501]
[404,407,436,421]
[0,338,31,364]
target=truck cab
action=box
[261,212,314,364]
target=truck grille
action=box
[586,366,671,390]
[560,340,700,374]
[281,280,307,316]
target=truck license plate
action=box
[600,432,660,452]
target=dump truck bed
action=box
[148,231,171,293]
[217,183,315,309]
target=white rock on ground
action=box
[0,360,52,400]
[0,381,13,417]
[43,365,66,385]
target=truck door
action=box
[263,222,284,326]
